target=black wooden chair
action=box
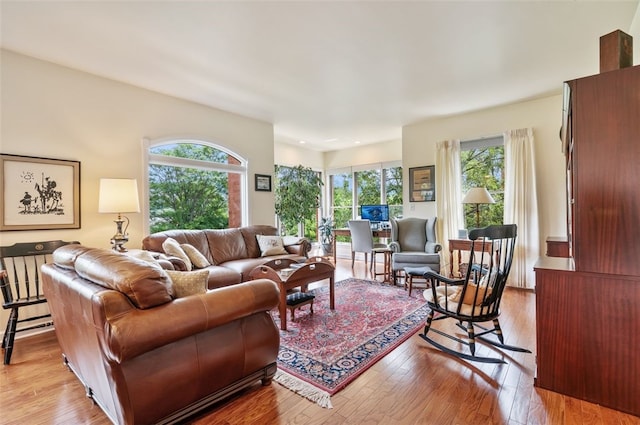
[419,224,530,363]
[1,240,79,364]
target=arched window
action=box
[144,138,247,233]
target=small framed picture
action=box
[255,174,272,192]
[409,165,435,202]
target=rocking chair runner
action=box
[419,224,530,363]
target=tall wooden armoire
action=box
[534,45,640,417]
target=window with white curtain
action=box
[460,136,504,228]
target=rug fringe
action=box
[274,369,333,409]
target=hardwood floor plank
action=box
[2,258,639,424]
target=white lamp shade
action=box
[462,187,496,205]
[98,178,141,213]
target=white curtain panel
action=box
[504,128,540,289]
[435,139,463,275]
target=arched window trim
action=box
[142,137,249,233]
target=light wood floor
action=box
[2,258,639,425]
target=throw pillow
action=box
[180,243,211,269]
[126,249,158,265]
[450,283,493,306]
[165,269,209,298]
[256,235,288,256]
[162,237,192,271]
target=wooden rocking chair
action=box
[419,224,530,363]
[1,240,79,364]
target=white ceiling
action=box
[1,1,638,151]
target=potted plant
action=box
[318,216,334,254]
[274,165,323,237]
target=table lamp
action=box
[98,178,140,252]
[462,187,495,228]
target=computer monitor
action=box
[360,204,390,223]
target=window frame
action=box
[142,137,248,233]
[460,135,505,228]
[326,161,402,230]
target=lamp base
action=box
[111,237,129,252]
[110,217,129,252]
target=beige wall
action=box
[402,94,567,257]
[274,142,325,170]
[0,49,276,251]
[632,5,640,61]
[323,139,402,170]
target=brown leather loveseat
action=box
[142,225,311,289]
[42,244,280,425]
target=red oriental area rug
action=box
[273,278,429,408]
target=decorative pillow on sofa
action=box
[165,270,209,298]
[180,243,211,269]
[256,235,288,256]
[126,249,159,264]
[162,237,193,271]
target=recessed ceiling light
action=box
[354,140,361,144]
[299,140,306,144]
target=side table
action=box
[448,238,494,278]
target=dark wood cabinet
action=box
[565,65,640,276]
[545,236,569,258]
[535,64,640,418]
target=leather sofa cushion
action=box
[203,266,243,289]
[142,229,214,264]
[52,244,93,269]
[71,247,174,309]
[240,225,278,258]
[206,228,248,264]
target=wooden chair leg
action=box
[4,308,19,364]
[466,321,476,356]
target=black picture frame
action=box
[255,174,272,192]
[409,165,435,202]
[0,154,81,230]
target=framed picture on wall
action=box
[409,165,435,202]
[255,174,272,192]
[0,154,81,231]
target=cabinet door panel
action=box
[572,66,640,275]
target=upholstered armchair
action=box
[389,217,441,284]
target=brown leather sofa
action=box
[142,225,311,289]
[42,244,280,425]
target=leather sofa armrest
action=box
[144,250,189,271]
[96,279,280,362]
[155,259,175,270]
[389,241,401,252]
[283,237,311,258]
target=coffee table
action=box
[249,257,335,330]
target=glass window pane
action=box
[461,145,504,228]
[384,166,403,219]
[150,143,234,163]
[330,172,353,231]
[147,141,244,232]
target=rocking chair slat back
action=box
[1,240,79,364]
